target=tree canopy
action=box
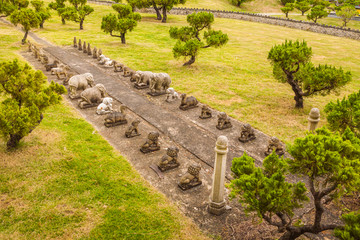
[281,3,294,18]
[169,12,228,66]
[307,4,328,23]
[31,0,51,28]
[268,40,351,108]
[62,0,93,29]
[48,0,67,24]
[228,0,253,7]
[10,8,40,44]
[0,59,66,149]
[337,5,358,27]
[295,0,311,15]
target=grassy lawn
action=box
[0,21,207,240]
[33,2,360,144]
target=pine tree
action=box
[10,8,40,44]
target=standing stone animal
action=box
[97,49,102,61]
[93,47,97,59]
[87,43,92,55]
[96,97,113,115]
[179,93,198,110]
[238,123,256,143]
[149,73,171,96]
[133,71,154,89]
[104,105,127,127]
[40,55,49,64]
[165,88,179,102]
[45,60,59,71]
[199,105,212,119]
[51,65,70,79]
[68,73,95,99]
[124,67,135,79]
[125,119,141,138]
[216,112,232,130]
[73,37,77,48]
[78,84,107,109]
[112,60,124,72]
[83,41,87,53]
[78,39,82,50]
[28,41,32,52]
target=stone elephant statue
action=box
[132,71,154,87]
[79,84,107,108]
[149,73,171,95]
[68,73,94,99]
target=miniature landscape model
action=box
[0,0,359,239]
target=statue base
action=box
[104,120,128,128]
[114,69,122,73]
[158,162,180,172]
[88,52,92,56]
[134,83,149,89]
[129,77,135,81]
[147,91,166,97]
[178,181,202,191]
[125,133,141,138]
[140,146,160,154]
[208,201,226,215]
[78,102,98,109]
[179,105,198,111]
[199,115,212,119]
[216,124,232,130]
[238,136,256,143]
[69,94,81,100]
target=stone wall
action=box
[89,0,360,40]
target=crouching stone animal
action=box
[179,93,198,110]
[51,64,70,80]
[148,73,171,96]
[104,105,127,127]
[68,73,95,99]
[96,97,113,115]
[45,60,59,71]
[78,84,106,109]
[178,165,202,190]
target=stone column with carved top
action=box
[308,108,320,131]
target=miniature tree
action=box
[324,90,360,136]
[62,0,93,29]
[280,0,295,6]
[169,12,228,66]
[230,128,360,240]
[154,0,186,23]
[268,40,351,108]
[10,8,40,44]
[48,0,67,24]
[101,4,141,44]
[337,5,358,27]
[31,0,51,28]
[281,3,294,18]
[228,0,253,7]
[307,5,328,23]
[0,59,66,150]
[0,0,29,17]
[295,0,311,15]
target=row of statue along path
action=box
[21,31,290,239]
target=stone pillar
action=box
[208,136,228,215]
[308,108,320,131]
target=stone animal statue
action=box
[78,39,82,50]
[40,54,49,64]
[112,60,124,72]
[98,54,112,66]
[123,67,135,78]
[92,46,97,59]
[87,43,92,55]
[216,112,232,130]
[45,60,59,71]
[265,137,285,156]
[140,131,160,153]
[178,165,202,190]
[68,73,95,98]
[37,48,45,61]
[51,64,70,79]
[78,84,107,109]
[125,119,141,138]
[158,146,180,172]
[149,73,171,95]
[83,41,87,53]
[28,41,32,52]
[73,37,77,48]
[179,93,198,110]
[238,123,256,143]
[96,97,113,115]
[199,105,212,119]
[133,71,154,88]
[104,105,127,127]
[97,49,102,61]
[165,88,179,102]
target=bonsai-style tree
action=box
[101,4,141,44]
[280,0,295,6]
[169,12,228,66]
[324,90,360,136]
[268,40,351,108]
[10,8,40,44]
[48,0,67,24]
[62,0,93,29]
[154,0,186,23]
[0,0,29,17]
[281,3,294,18]
[337,5,358,27]
[228,0,253,7]
[295,0,311,15]
[307,4,328,23]
[31,0,51,28]
[230,128,360,240]
[0,59,66,150]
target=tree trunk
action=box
[153,2,162,20]
[7,134,23,150]
[121,33,126,44]
[61,17,66,24]
[162,6,167,23]
[285,12,288,18]
[294,94,304,108]
[40,21,44,28]
[183,55,195,66]
[301,11,305,16]
[80,19,84,30]
[22,30,28,44]
[286,73,304,108]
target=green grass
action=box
[0,21,207,240]
[33,3,360,143]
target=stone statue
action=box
[40,54,49,64]
[83,41,87,53]
[33,45,39,58]
[112,60,124,72]
[99,55,112,66]
[78,39,82,50]
[87,43,92,55]
[68,73,95,99]
[216,112,232,130]
[133,71,153,89]
[178,165,202,190]
[124,67,135,79]
[28,41,32,52]
[45,60,59,71]
[37,48,45,61]
[73,37,77,48]
[140,131,160,153]
[96,97,113,115]
[238,123,256,143]
[93,47,97,59]
[158,146,180,172]
[78,84,107,109]
[97,49,102,61]
[179,93,198,110]
[165,88,179,102]
[51,64,70,80]
[199,105,212,119]
[125,119,141,138]
[104,105,127,127]
[264,137,285,156]
[148,73,171,96]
